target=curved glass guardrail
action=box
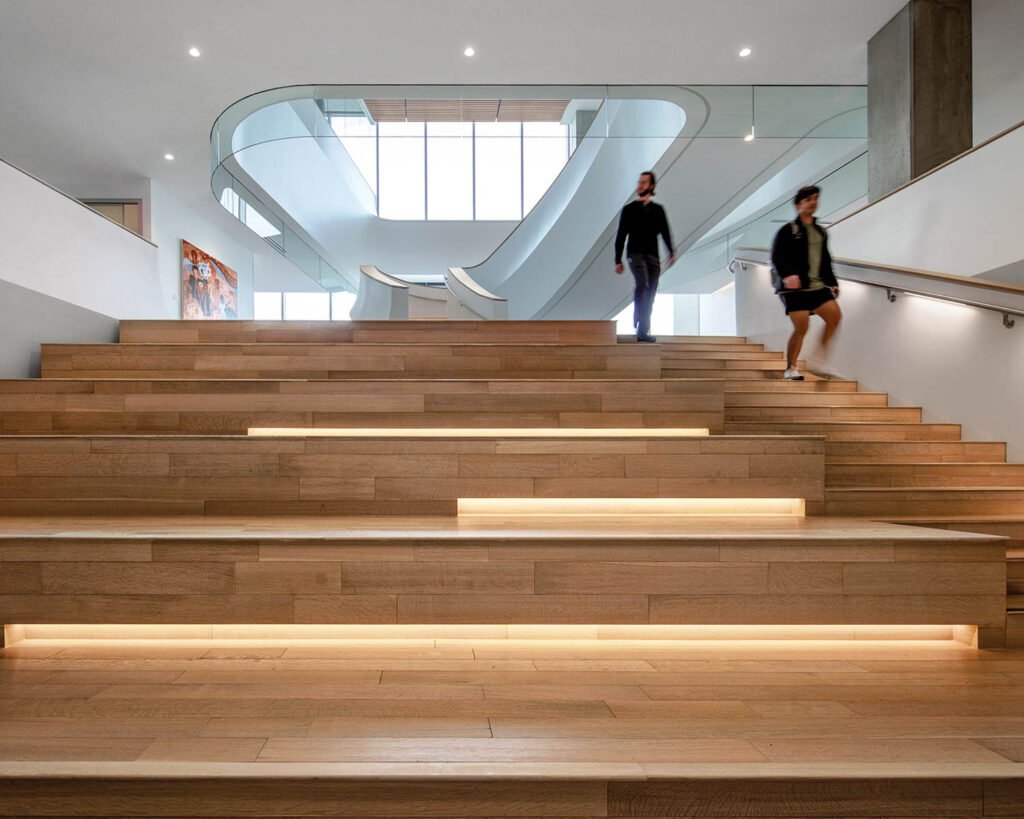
[210,85,867,297]
[677,151,869,286]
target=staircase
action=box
[0,321,1019,817]
[658,335,1024,642]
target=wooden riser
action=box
[826,489,1024,517]
[727,407,921,423]
[5,771,1022,818]
[720,380,860,393]
[0,378,725,435]
[1010,610,1024,646]
[660,342,765,352]
[666,369,823,381]
[0,518,1003,631]
[827,463,1024,488]
[122,319,618,345]
[661,351,783,361]
[826,441,1007,463]
[40,343,660,381]
[726,392,888,407]
[0,435,825,517]
[621,334,748,343]
[660,359,792,369]
[727,422,962,441]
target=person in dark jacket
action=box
[614,171,676,342]
[771,185,842,380]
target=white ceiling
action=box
[0,0,904,217]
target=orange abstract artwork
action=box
[181,240,238,320]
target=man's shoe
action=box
[637,334,657,343]
[783,367,805,381]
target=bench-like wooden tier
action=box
[40,343,658,380]
[0,517,1004,643]
[120,319,619,344]
[3,766,1024,819]
[0,378,725,434]
[0,433,823,516]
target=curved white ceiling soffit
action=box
[209,84,699,297]
[210,84,865,318]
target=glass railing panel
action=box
[211,84,868,294]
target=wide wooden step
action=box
[726,392,888,407]
[0,378,725,435]
[826,441,1007,463]
[658,342,765,352]
[122,319,618,345]
[726,406,921,423]
[665,368,824,381]
[726,422,962,441]
[619,334,748,344]
[0,515,1003,632]
[826,488,1024,516]
[661,350,784,361]
[0,433,824,517]
[827,463,1024,488]
[720,379,860,393]
[660,358,792,369]
[40,343,660,380]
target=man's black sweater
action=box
[614,200,673,264]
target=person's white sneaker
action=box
[783,366,805,381]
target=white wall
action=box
[699,283,738,336]
[974,0,1024,144]
[735,262,1024,461]
[0,159,165,318]
[150,181,256,319]
[828,122,1024,282]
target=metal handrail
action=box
[732,248,1023,329]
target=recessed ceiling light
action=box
[164,153,175,160]
[463,46,476,57]
[739,47,752,58]
[188,47,201,57]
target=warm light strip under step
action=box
[6,623,967,644]
[457,498,806,516]
[248,427,710,438]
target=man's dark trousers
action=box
[628,254,661,338]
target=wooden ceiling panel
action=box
[364,99,568,123]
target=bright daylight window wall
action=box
[255,291,356,321]
[330,116,570,221]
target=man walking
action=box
[614,171,676,342]
[771,185,842,381]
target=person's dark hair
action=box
[793,185,820,206]
[641,170,657,191]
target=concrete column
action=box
[868,0,972,201]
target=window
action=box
[378,122,426,220]
[474,122,522,221]
[331,114,570,221]
[330,115,378,195]
[426,122,473,220]
[523,122,570,215]
[256,291,356,321]
[331,291,357,320]
[283,292,330,321]
[254,292,283,320]
[614,294,675,337]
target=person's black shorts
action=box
[779,287,835,315]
